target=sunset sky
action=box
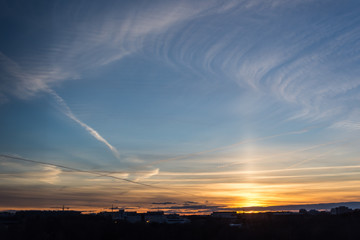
[1,0,360,214]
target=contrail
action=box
[217,139,342,169]
[149,127,313,165]
[158,164,360,176]
[286,139,348,169]
[47,89,121,160]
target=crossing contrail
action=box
[0,154,156,189]
[0,154,198,197]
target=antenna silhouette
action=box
[50,205,70,211]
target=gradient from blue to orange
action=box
[1,0,360,213]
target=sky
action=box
[1,0,360,214]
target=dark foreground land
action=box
[2,212,360,240]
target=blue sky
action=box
[1,0,360,212]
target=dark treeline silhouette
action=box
[2,211,360,240]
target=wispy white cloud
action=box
[0,51,76,99]
[0,1,223,99]
[5,0,357,125]
[1,0,359,130]
[152,0,360,124]
[126,168,160,181]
